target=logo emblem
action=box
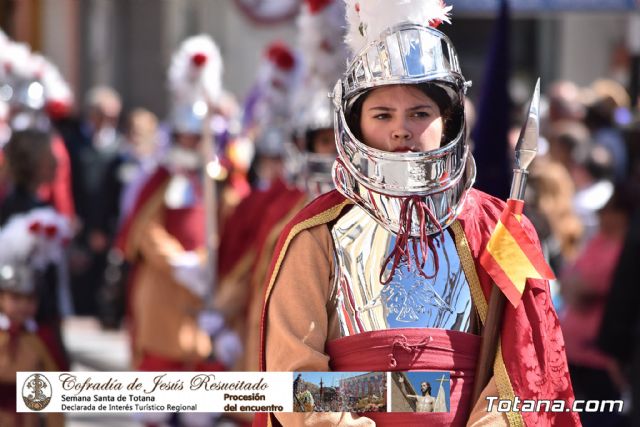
[22,373,52,411]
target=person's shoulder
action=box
[286,189,351,231]
[456,188,506,231]
[460,188,540,242]
[272,190,350,261]
[464,188,507,216]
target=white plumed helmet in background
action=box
[244,41,299,158]
[294,0,348,137]
[168,34,223,135]
[0,31,74,132]
[0,208,72,295]
[292,0,349,197]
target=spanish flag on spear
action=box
[479,196,556,309]
[472,78,556,403]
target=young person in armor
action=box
[257,1,579,426]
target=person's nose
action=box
[391,125,412,141]
[390,120,415,151]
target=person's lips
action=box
[393,147,416,153]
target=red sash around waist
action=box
[325,328,480,427]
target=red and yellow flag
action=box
[479,199,555,308]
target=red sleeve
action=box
[37,135,76,219]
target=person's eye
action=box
[373,113,391,120]
[411,111,430,118]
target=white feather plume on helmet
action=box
[0,208,72,294]
[167,34,223,135]
[1,42,33,84]
[292,0,348,135]
[168,34,223,106]
[344,0,451,54]
[254,41,299,130]
[0,31,74,129]
[298,0,348,90]
[27,53,74,119]
[243,40,300,159]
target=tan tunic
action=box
[126,183,211,366]
[265,225,509,426]
[0,330,64,427]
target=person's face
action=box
[128,128,155,157]
[420,382,428,393]
[360,85,444,153]
[256,156,285,184]
[310,129,337,155]
[0,291,36,325]
[174,133,201,151]
[88,108,118,130]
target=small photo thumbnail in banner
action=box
[391,371,450,413]
[292,371,387,413]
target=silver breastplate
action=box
[330,206,473,337]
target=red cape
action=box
[218,178,301,280]
[246,181,306,292]
[37,134,76,219]
[257,189,579,427]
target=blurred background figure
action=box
[597,175,640,427]
[571,143,616,243]
[55,85,124,317]
[115,34,242,427]
[0,130,57,225]
[96,108,161,330]
[115,108,162,224]
[215,39,306,377]
[546,80,586,124]
[561,186,636,427]
[0,32,76,222]
[0,130,74,374]
[0,32,77,374]
[583,78,631,183]
[0,211,67,427]
[242,0,347,373]
[525,157,583,304]
[546,120,591,174]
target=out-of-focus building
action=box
[339,372,386,399]
[1,0,637,119]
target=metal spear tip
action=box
[514,78,540,171]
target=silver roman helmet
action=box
[331,0,475,237]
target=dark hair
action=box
[421,382,432,396]
[3,130,53,189]
[346,83,462,147]
[305,129,327,153]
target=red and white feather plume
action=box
[168,34,223,107]
[298,0,348,87]
[252,41,299,129]
[344,0,452,54]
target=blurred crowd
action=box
[518,77,640,427]
[0,2,639,427]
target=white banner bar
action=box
[17,372,293,413]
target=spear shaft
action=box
[201,107,218,309]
